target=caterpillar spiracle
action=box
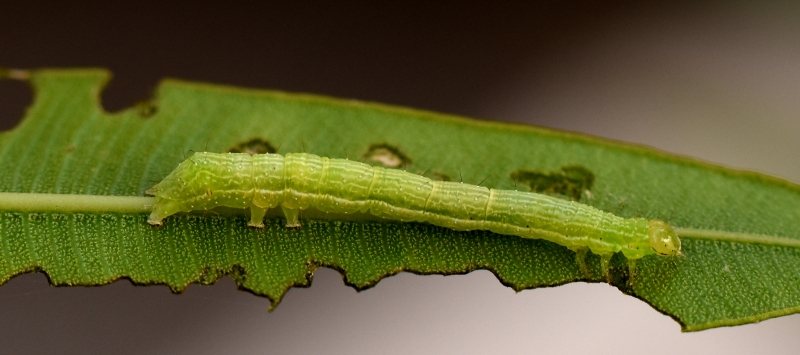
[147,152,681,275]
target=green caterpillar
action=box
[147,152,681,276]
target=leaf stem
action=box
[0,192,153,213]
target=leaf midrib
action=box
[2,192,798,248]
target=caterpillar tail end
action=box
[147,217,164,226]
[147,200,180,227]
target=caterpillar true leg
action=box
[248,206,267,228]
[281,205,301,228]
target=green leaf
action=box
[2,68,800,332]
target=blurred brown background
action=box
[2,1,799,354]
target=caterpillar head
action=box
[648,220,681,256]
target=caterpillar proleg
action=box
[147,152,681,275]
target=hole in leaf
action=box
[430,171,451,181]
[228,138,277,155]
[510,165,595,201]
[134,99,158,118]
[99,73,159,117]
[363,143,411,168]
[0,72,34,131]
